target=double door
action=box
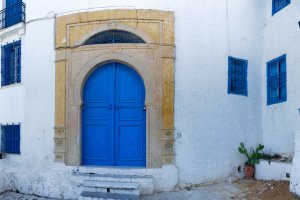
[82,62,146,167]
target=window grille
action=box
[84,30,145,45]
[228,56,248,96]
[267,54,287,105]
[1,124,20,154]
[272,0,290,15]
[1,40,21,86]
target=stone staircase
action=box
[73,171,154,200]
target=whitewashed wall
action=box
[175,0,265,185]
[262,0,300,156]
[0,0,288,198]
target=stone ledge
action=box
[255,160,291,181]
[0,23,25,42]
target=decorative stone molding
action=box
[54,126,66,162]
[54,9,175,168]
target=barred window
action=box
[228,56,248,96]
[267,54,287,105]
[84,30,145,45]
[1,40,21,86]
[272,0,290,15]
[1,124,21,154]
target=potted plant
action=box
[238,142,264,179]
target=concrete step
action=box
[82,180,140,195]
[79,191,139,200]
[73,171,154,195]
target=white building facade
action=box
[0,0,299,199]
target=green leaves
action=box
[238,143,265,166]
[238,147,245,154]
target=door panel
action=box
[84,125,109,160]
[118,125,143,161]
[82,65,114,166]
[115,63,146,166]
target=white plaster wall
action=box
[256,160,291,181]
[291,130,300,195]
[262,0,300,155]
[0,0,269,197]
[174,0,264,185]
[0,85,24,124]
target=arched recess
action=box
[66,53,159,166]
[74,24,153,46]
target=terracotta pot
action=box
[244,165,255,179]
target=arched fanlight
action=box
[83,30,145,45]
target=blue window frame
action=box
[1,124,20,154]
[228,56,248,96]
[267,54,287,105]
[272,0,290,15]
[1,40,21,86]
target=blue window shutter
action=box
[5,0,23,28]
[1,40,21,86]
[16,40,21,83]
[1,126,4,153]
[1,45,5,86]
[279,56,287,101]
[267,54,287,105]
[228,56,248,96]
[1,124,21,154]
[272,0,291,15]
[228,57,234,94]
[6,43,11,85]
[4,45,10,86]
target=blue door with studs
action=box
[82,62,146,167]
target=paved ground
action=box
[0,191,59,200]
[141,183,246,200]
[0,182,246,200]
[0,180,299,200]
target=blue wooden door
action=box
[82,62,146,167]
[5,0,22,27]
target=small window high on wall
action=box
[267,54,287,105]
[1,40,21,86]
[272,0,290,15]
[1,124,21,154]
[228,56,248,96]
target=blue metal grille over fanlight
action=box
[84,30,145,45]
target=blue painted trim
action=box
[267,54,287,105]
[3,0,25,29]
[228,56,248,96]
[1,124,21,154]
[272,0,291,16]
[1,40,21,86]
